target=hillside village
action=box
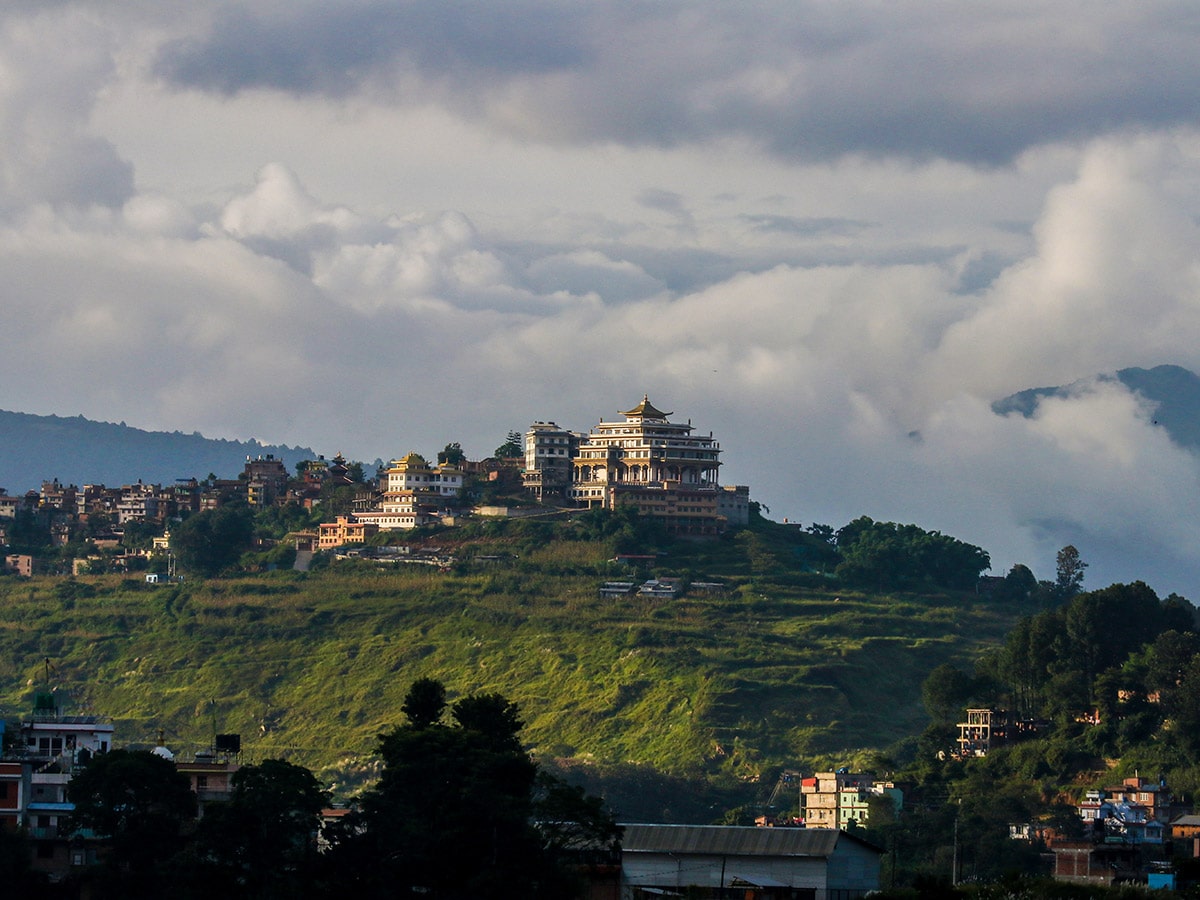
[5,398,1200,893]
[1,396,749,577]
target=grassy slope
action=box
[0,525,1025,804]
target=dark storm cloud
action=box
[154,2,1200,165]
[156,0,588,96]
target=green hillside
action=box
[0,518,1026,814]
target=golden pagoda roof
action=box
[621,394,672,419]
[391,451,428,468]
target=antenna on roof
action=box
[209,697,219,754]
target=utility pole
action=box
[952,800,961,886]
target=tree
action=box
[121,519,160,549]
[921,663,975,725]
[1065,581,1163,699]
[999,564,1038,602]
[400,676,446,728]
[1166,654,1200,762]
[451,692,525,751]
[1162,593,1198,633]
[8,507,51,554]
[1146,630,1200,695]
[191,759,329,899]
[438,442,466,466]
[1054,545,1087,600]
[806,523,835,544]
[0,826,36,890]
[494,430,523,459]
[328,681,618,900]
[999,610,1065,716]
[170,505,255,576]
[67,749,197,898]
[531,770,623,890]
[834,518,990,592]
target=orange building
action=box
[317,515,379,550]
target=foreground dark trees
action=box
[62,682,618,900]
[67,749,197,899]
[187,759,329,899]
[322,678,622,899]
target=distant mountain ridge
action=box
[992,364,1200,452]
[0,410,316,492]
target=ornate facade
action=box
[571,396,721,501]
[525,396,748,534]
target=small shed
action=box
[600,581,636,598]
[621,824,881,899]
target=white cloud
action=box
[927,135,1200,398]
[219,163,360,240]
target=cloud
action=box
[156,1,588,96]
[637,189,689,217]
[0,9,133,210]
[153,2,1200,165]
[524,250,665,303]
[927,135,1200,400]
[739,215,870,238]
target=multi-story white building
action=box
[20,691,114,761]
[353,452,463,531]
[522,422,580,500]
[570,396,722,503]
[380,452,463,498]
[524,396,749,534]
[7,692,115,875]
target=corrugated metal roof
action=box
[621,825,841,858]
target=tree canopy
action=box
[67,749,197,898]
[1054,544,1088,600]
[438,442,466,465]
[170,504,255,576]
[190,759,330,899]
[834,517,990,591]
[325,680,620,899]
[494,430,523,459]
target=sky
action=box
[4,2,1200,594]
